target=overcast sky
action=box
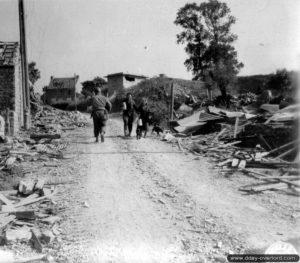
[0,0,299,92]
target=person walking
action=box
[136,97,151,138]
[90,86,112,143]
[122,93,136,137]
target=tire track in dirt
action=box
[56,121,199,262]
[117,135,245,261]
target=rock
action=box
[45,255,56,263]
[18,181,35,195]
[34,179,45,191]
[162,133,176,142]
[41,216,61,225]
[5,226,32,243]
[52,226,61,236]
[0,249,14,263]
[41,230,55,244]
[5,157,16,167]
[216,241,223,248]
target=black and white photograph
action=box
[0,0,299,262]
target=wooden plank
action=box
[233,117,239,138]
[249,182,289,192]
[277,179,300,187]
[242,169,300,187]
[265,140,299,157]
[211,128,227,143]
[15,191,55,208]
[217,159,232,167]
[262,175,300,180]
[0,193,14,206]
[0,214,15,229]
[9,150,37,156]
[259,134,272,151]
[221,141,242,148]
[30,133,61,140]
[277,145,298,159]
[31,229,43,252]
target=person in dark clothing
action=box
[89,86,112,143]
[136,98,151,138]
[122,93,136,137]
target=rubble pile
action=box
[0,179,62,262]
[0,102,87,260]
[32,103,88,135]
[237,92,257,106]
[162,103,299,195]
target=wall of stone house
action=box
[106,75,124,95]
[14,59,24,130]
[45,88,75,105]
[0,66,15,112]
[0,65,23,135]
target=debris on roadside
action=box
[160,103,299,196]
[0,102,86,260]
[0,178,60,258]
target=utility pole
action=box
[18,0,31,129]
[169,82,174,121]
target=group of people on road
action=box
[122,93,150,138]
[89,87,151,143]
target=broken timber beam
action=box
[265,140,299,157]
[30,134,61,140]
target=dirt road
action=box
[54,116,299,263]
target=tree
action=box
[174,0,243,99]
[81,76,107,97]
[265,69,292,93]
[28,62,41,84]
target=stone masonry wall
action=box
[14,57,24,131]
[0,64,24,135]
[0,66,15,112]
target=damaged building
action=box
[44,75,79,108]
[105,72,147,94]
[0,41,24,135]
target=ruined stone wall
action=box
[0,64,24,135]
[0,66,15,112]
[14,57,24,130]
